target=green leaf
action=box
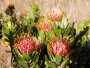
[14,57,28,68]
[50,21,57,29]
[72,26,89,48]
[32,3,40,15]
[61,27,76,39]
[54,29,61,38]
[30,23,38,36]
[79,35,87,46]
[13,48,29,68]
[83,19,90,27]
[47,44,55,61]
[45,55,56,68]
[55,55,62,62]
[60,57,69,67]
[32,3,41,22]
[7,21,12,29]
[49,61,56,68]
[38,30,45,43]
[18,60,29,68]
[77,20,90,33]
[45,55,49,68]
[59,17,68,28]
[0,13,3,19]
[47,30,55,40]
[13,48,22,58]
[22,53,30,61]
[63,27,72,36]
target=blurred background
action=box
[0,0,90,22]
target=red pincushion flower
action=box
[38,21,52,33]
[49,37,71,56]
[48,8,64,21]
[14,33,36,54]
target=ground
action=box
[0,40,11,68]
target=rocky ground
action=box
[0,40,11,68]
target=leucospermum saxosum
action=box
[49,37,71,57]
[38,20,52,33]
[14,33,36,54]
[48,8,64,21]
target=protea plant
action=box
[49,37,71,57]
[46,36,71,68]
[37,20,52,33]
[14,33,36,54]
[48,8,64,21]
[13,33,42,68]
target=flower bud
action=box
[38,21,52,33]
[48,8,64,21]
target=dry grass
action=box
[0,0,90,22]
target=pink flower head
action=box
[49,37,70,57]
[38,21,52,33]
[48,8,64,21]
[14,33,36,54]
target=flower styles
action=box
[14,33,36,54]
[48,8,64,21]
[49,37,71,56]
